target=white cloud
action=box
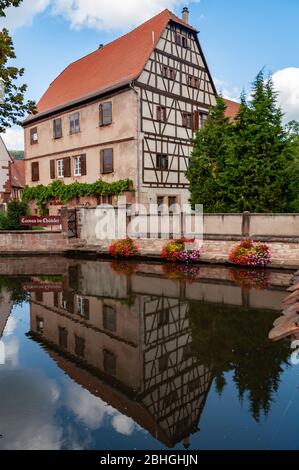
[1,127,24,151]
[0,0,50,31]
[272,67,299,122]
[1,0,198,32]
[214,77,241,102]
[112,414,135,435]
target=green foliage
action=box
[285,123,299,212]
[22,178,134,213]
[0,199,28,230]
[186,96,235,212]
[187,70,296,212]
[0,1,36,132]
[189,301,290,421]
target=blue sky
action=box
[1,0,299,149]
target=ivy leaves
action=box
[22,178,134,213]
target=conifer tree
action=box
[186,96,234,212]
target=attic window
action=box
[175,32,188,48]
[187,75,199,88]
[70,112,80,134]
[99,102,112,126]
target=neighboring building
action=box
[23,8,236,209]
[0,136,13,203]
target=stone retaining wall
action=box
[0,230,69,252]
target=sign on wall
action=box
[19,215,61,226]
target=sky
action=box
[1,0,299,150]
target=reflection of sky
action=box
[0,300,298,450]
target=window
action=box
[30,127,38,144]
[100,148,113,174]
[70,112,80,134]
[98,194,113,205]
[175,32,188,48]
[157,196,164,212]
[74,156,81,176]
[58,327,68,349]
[157,106,167,122]
[162,65,175,80]
[74,335,85,358]
[103,304,116,332]
[156,154,168,170]
[168,196,177,213]
[182,112,193,128]
[53,118,62,139]
[159,353,169,372]
[164,390,178,408]
[193,111,208,131]
[77,296,89,320]
[31,162,39,182]
[158,308,169,326]
[57,159,64,178]
[201,113,208,127]
[103,349,116,376]
[99,102,112,126]
[187,75,199,88]
[36,316,44,334]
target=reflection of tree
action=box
[0,277,30,305]
[189,302,290,421]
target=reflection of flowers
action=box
[229,240,271,267]
[110,261,139,276]
[229,267,271,289]
[163,263,201,282]
[162,238,202,263]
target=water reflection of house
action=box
[0,287,13,338]
[28,272,212,448]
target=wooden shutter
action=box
[100,102,112,126]
[63,157,71,177]
[157,106,161,121]
[31,162,39,182]
[66,291,74,313]
[81,154,87,176]
[83,298,90,320]
[50,159,55,179]
[100,148,113,174]
[193,111,199,131]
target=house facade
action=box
[0,136,25,204]
[23,8,233,211]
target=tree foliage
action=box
[0,0,36,132]
[0,199,28,230]
[187,71,296,212]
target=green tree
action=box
[0,0,36,132]
[186,96,234,212]
[285,120,299,212]
[229,71,292,212]
[187,71,294,212]
[0,199,28,230]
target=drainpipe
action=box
[130,81,141,206]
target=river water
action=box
[0,256,298,450]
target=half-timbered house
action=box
[23,8,237,210]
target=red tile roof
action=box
[33,9,197,119]
[10,160,25,189]
[224,98,240,120]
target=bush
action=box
[109,238,139,258]
[162,238,202,263]
[0,200,28,230]
[229,240,271,267]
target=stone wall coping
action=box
[0,230,62,234]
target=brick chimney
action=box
[182,7,189,24]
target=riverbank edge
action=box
[0,247,297,271]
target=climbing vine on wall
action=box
[22,179,134,213]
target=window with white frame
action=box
[57,159,64,178]
[74,155,81,176]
